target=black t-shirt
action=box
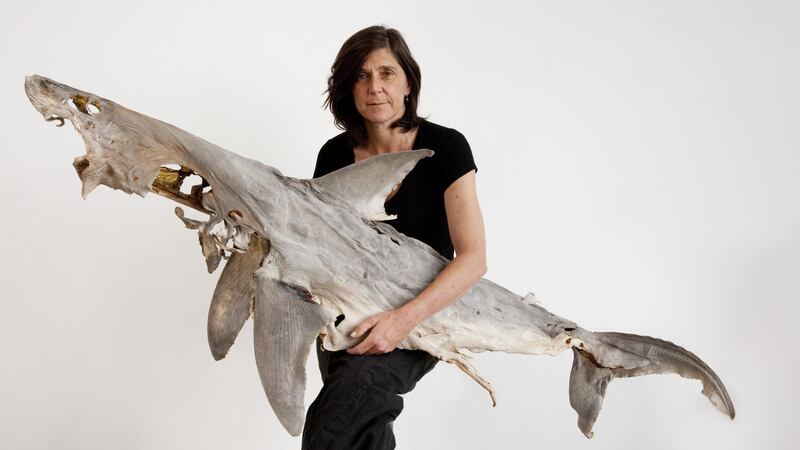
[313,120,477,260]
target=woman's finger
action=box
[347,335,376,355]
[350,314,380,338]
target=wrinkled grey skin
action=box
[25,75,735,438]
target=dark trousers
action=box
[301,339,439,450]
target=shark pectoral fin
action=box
[569,348,614,439]
[311,149,434,221]
[252,272,333,437]
[207,236,269,361]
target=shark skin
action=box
[25,75,735,438]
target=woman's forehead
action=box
[360,48,401,70]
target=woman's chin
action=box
[364,112,401,126]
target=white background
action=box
[1,1,798,449]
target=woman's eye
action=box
[381,71,394,79]
[356,73,368,81]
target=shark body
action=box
[25,75,735,438]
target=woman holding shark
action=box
[303,25,487,449]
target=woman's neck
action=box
[358,122,417,156]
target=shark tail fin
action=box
[568,330,735,438]
[568,348,612,438]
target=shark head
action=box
[25,75,283,270]
[25,74,184,199]
[25,75,81,123]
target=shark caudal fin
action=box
[567,330,735,438]
[311,149,433,221]
[569,348,613,438]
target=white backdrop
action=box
[1,1,797,449]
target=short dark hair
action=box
[325,25,422,148]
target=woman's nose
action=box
[368,78,383,94]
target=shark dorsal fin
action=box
[311,149,434,221]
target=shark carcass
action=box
[24,75,735,438]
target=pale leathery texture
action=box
[25,75,735,438]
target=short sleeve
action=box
[435,129,478,191]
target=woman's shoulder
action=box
[418,119,467,144]
[416,120,476,190]
[416,119,471,156]
[320,131,351,154]
[315,132,353,177]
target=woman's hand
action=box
[346,308,418,355]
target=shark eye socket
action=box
[68,94,101,116]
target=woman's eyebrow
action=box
[360,65,398,72]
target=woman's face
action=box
[352,47,411,128]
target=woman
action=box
[302,25,487,450]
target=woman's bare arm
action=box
[347,170,487,355]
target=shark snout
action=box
[25,75,65,116]
[25,75,101,125]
